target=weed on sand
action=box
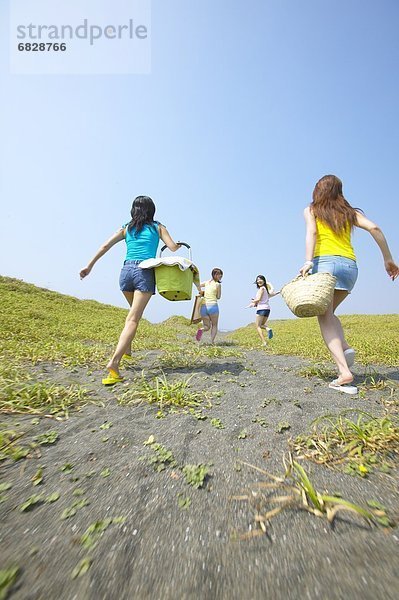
[0,364,95,419]
[293,410,399,478]
[233,456,394,539]
[117,372,208,416]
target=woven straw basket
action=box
[281,272,336,318]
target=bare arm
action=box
[299,206,317,276]
[80,229,125,279]
[159,225,181,252]
[355,211,399,280]
[216,282,221,300]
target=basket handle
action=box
[160,242,192,261]
[281,273,308,293]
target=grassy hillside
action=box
[1,276,398,367]
[231,314,399,366]
[0,276,193,369]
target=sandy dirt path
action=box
[1,338,398,599]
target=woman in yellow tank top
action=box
[195,268,223,344]
[299,175,398,394]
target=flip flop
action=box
[329,379,358,395]
[102,369,124,386]
[344,348,355,367]
[267,328,273,340]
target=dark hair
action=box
[211,268,223,280]
[127,196,156,234]
[255,274,268,289]
[311,175,360,234]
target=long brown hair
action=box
[311,175,360,233]
[127,196,156,234]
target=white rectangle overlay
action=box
[10,0,151,75]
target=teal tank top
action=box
[124,222,160,261]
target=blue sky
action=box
[1,0,398,330]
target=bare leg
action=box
[209,313,219,343]
[332,292,351,351]
[317,290,353,384]
[122,291,134,306]
[122,291,134,355]
[196,315,210,341]
[199,315,211,334]
[107,291,152,376]
[255,315,268,344]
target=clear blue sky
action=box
[1,0,398,330]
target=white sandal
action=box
[329,379,358,395]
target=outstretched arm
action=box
[355,211,399,281]
[299,206,317,276]
[80,229,125,279]
[159,225,181,252]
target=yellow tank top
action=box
[204,280,220,304]
[314,219,356,261]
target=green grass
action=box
[0,276,193,369]
[230,314,399,366]
[293,410,399,477]
[117,372,206,415]
[0,363,95,418]
[1,277,397,373]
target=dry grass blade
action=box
[251,482,288,490]
[321,496,374,521]
[260,506,285,520]
[326,504,363,524]
[238,529,266,541]
[271,495,296,504]
[235,456,392,539]
[239,460,285,482]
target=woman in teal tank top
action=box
[80,195,181,384]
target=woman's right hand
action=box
[385,259,399,281]
[299,262,313,277]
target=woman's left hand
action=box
[80,266,92,279]
[385,259,399,281]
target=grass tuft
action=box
[292,410,399,477]
[0,366,96,419]
[233,456,395,538]
[117,372,205,413]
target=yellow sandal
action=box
[102,369,124,386]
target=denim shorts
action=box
[256,309,270,317]
[312,255,358,292]
[200,303,219,317]
[119,260,156,294]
